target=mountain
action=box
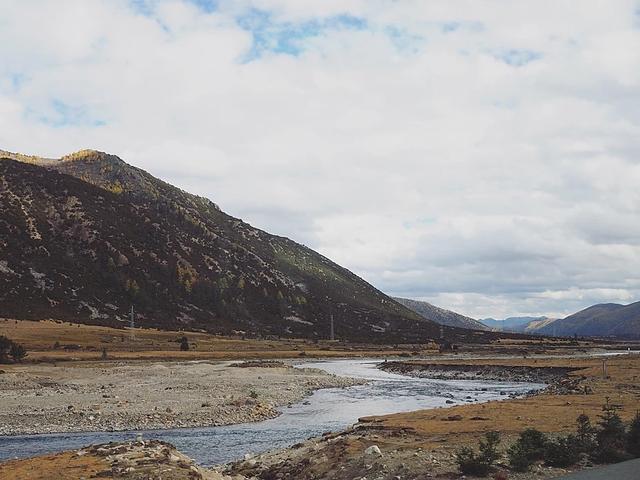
[537,302,640,338]
[523,317,557,333]
[393,298,489,331]
[480,316,551,333]
[0,149,457,343]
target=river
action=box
[0,358,544,465]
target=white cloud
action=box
[1,0,640,318]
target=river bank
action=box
[3,354,639,479]
[224,353,640,479]
[0,360,364,435]
[378,360,587,395]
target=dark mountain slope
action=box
[537,302,640,338]
[0,153,451,342]
[393,297,489,331]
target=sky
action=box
[2,0,640,319]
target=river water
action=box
[0,358,544,465]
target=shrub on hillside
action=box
[456,431,501,476]
[544,435,581,468]
[575,413,597,455]
[594,398,629,463]
[0,336,27,363]
[518,428,548,460]
[507,440,533,472]
[507,428,548,472]
[626,411,640,457]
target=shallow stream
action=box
[0,358,544,465]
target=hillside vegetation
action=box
[0,150,448,342]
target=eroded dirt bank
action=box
[0,360,363,435]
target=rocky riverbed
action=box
[0,360,364,435]
[378,361,588,395]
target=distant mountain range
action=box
[481,302,640,338]
[536,302,640,338]
[1,148,513,344]
[479,316,557,333]
[393,298,489,331]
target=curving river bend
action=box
[0,359,544,465]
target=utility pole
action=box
[130,305,135,343]
[330,314,335,341]
[602,358,607,378]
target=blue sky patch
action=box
[494,49,542,67]
[187,0,218,13]
[32,100,106,128]
[236,9,367,61]
[385,26,424,53]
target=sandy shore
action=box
[0,360,364,435]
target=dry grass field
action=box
[364,353,640,445]
[0,318,428,362]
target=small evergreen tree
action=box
[179,336,189,351]
[479,431,502,466]
[0,336,27,363]
[507,428,548,472]
[594,398,628,463]
[575,413,597,455]
[627,411,640,457]
[507,440,533,472]
[456,431,501,476]
[518,428,548,460]
[9,342,27,362]
[544,435,581,468]
[0,336,11,363]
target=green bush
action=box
[507,428,548,472]
[456,446,491,476]
[575,413,597,455]
[544,435,581,468]
[0,336,27,363]
[519,428,548,460]
[594,399,628,464]
[507,440,533,472]
[626,411,640,457]
[456,431,501,476]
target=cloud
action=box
[1,0,640,319]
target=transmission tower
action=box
[130,305,135,342]
[330,314,335,341]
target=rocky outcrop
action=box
[0,440,245,480]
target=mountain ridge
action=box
[537,302,640,338]
[0,150,450,342]
[393,297,489,331]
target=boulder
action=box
[364,445,382,457]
